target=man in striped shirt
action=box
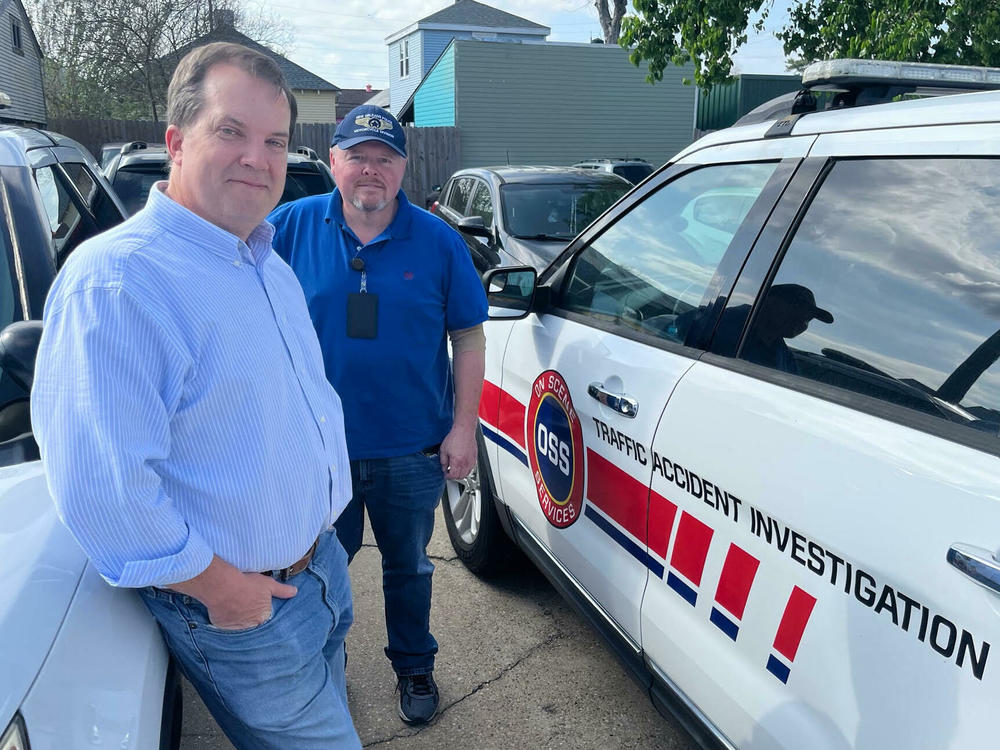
[31,43,360,749]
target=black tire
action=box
[441,432,515,575]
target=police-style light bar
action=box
[802,59,1000,93]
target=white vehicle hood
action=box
[0,462,87,726]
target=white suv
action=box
[445,60,1000,749]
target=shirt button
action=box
[320,415,327,423]
[233,260,241,267]
[356,246,361,251]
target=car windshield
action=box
[112,167,167,215]
[501,182,629,240]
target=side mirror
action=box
[457,215,492,239]
[482,266,536,320]
[0,320,43,391]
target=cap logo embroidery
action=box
[355,114,394,133]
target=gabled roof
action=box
[337,88,383,119]
[417,0,547,30]
[168,25,339,92]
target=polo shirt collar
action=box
[325,187,414,242]
[146,182,275,265]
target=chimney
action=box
[213,8,236,29]
[365,84,372,92]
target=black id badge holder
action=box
[347,292,378,338]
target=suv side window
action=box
[468,180,494,227]
[445,177,474,215]
[560,162,779,344]
[741,157,1000,440]
[34,162,120,265]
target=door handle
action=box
[947,543,1000,595]
[588,382,638,418]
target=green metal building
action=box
[696,74,803,131]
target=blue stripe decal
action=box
[766,655,790,684]
[481,423,528,467]
[667,572,698,606]
[710,607,739,641]
[584,506,665,578]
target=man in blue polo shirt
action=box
[269,105,487,725]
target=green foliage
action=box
[621,0,1000,91]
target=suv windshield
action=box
[501,182,629,240]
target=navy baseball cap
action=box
[332,105,407,157]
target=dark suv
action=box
[104,141,336,215]
[0,124,181,750]
[432,166,631,273]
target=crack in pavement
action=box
[361,631,566,748]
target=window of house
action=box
[10,17,22,54]
[740,157,1000,440]
[399,40,410,79]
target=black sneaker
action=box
[397,672,439,725]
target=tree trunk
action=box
[595,0,628,44]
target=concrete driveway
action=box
[179,509,694,749]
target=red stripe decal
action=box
[585,449,648,543]
[714,544,760,620]
[647,490,678,560]
[773,586,817,662]
[480,380,501,427]
[498,389,526,449]
[670,512,713,586]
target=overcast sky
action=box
[264,0,791,90]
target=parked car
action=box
[104,141,336,215]
[98,141,128,169]
[572,157,654,184]
[432,166,631,273]
[445,59,1000,749]
[0,125,181,750]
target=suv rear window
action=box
[613,164,653,183]
[743,157,1000,440]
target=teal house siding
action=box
[414,45,456,127]
[451,41,696,169]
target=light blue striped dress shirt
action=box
[31,185,352,588]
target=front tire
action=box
[442,433,514,575]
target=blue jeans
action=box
[336,451,444,677]
[139,531,360,750]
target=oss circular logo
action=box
[526,370,584,528]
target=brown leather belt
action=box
[264,538,319,582]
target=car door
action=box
[464,178,502,272]
[483,137,815,648]
[642,125,1000,748]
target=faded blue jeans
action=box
[336,451,445,677]
[139,531,360,750]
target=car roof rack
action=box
[121,141,149,155]
[296,146,320,160]
[736,58,1000,132]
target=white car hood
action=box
[0,462,86,726]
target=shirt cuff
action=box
[109,528,215,588]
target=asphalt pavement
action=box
[178,508,693,749]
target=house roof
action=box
[417,0,548,30]
[169,25,339,92]
[337,88,384,119]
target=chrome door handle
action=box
[588,382,638,418]
[947,543,1000,595]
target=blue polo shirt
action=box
[269,189,488,459]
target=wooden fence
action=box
[49,117,460,207]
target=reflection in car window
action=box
[500,182,629,240]
[560,163,778,343]
[746,157,1000,438]
[34,166,84,261]
[61,162,123,229]
[468,181,494,227]
[445,177,474,214]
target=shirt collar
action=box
[325,187,414,243]
[145,182,275,265]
